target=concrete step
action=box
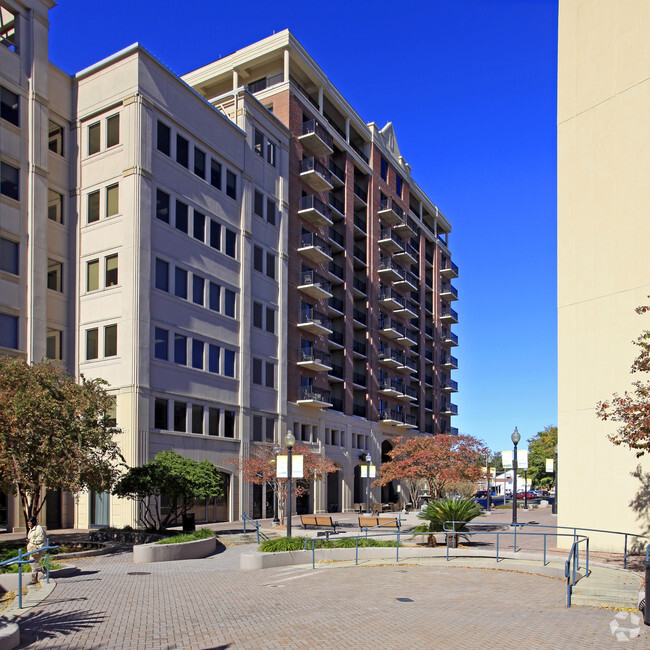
[572,593,638,608]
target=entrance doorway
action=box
[296,480,310,514]
[327,471,340,512]
[90,490,110,528]
[46,489,62,529]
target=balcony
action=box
[441,354,458,370]
[352,308,367,328]
[353,372,367,388]
[441,260,459,279]
[298,232,332,264]
[440,306,459,324]
[378,257,404,283]
[353,403,367,418]
[379,228,404,254]
[298,307,331,335]
[328,226,345,251]
[300,157,333,192]
[297,386,333,408]
[442,379,459,393]
[398,414,419,429]
[378,198,404,226]
[327,295,344,316]
[328,260,345,285]
[425,325,434,339]
[441,402,459,416]
[380,317,405,339]
[328,329,344,349]
[379,287,406,311]
[397,355,418,374]
[442,331,459,347]
[329,193,345,219]
[397,384,418,402]
[397,329,418,347]
[424,348,435,364]
[379,409,404,425]
[353,214,367,236]
[299,195,333,227]
[330,397,344,412]
[353,182,368,208]
[329,159,345,186]
[440,282,459,302]
[297,348,332,372]
[379,346,404,369]
[394,270,418,292]
[352,340,367,358]
[353,245,367,266]
[380,378,404,398]
[299,119,333,157]
[298,269,332,300]
[395,214,418,239]
[353,275,367,297]
[328,363,344,382]
[395,299,418,320]
[394,241,418,266]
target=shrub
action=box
[413,496,482,548]
[156,528,214,545]
[259,536,400,552]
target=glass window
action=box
[225,229,236,258]
[154,327,168,360]
[48,189,63,223]
[191,405,203,434]
[265,362,274,388]
[173,401,186,432]
[192,339,204,369]
[105,254,118,287]
[157,121,171,156]
[210,159,222,190]
[174,333,187,365]
[48,121,63,155]
[106,114,119,148]
[396,175,403,198]
[266,141,276,167]
[209,220,221,250]
[209,282,220,311]
[224,410,236,438]
[1,85,19,126]
[154,398,168,430]
[155,258,169,292]
[381,157,388,182]
[46,328,62,361]
[1,161,19,200]
[106,184,119,217]
[88,122,100,155]
[266,199,276,226]
[87,259,99,291]
[253,245,263,273]
[254,190,264,217]
[208,408,219,436]
[0,237,18,275]
[87,190,100,223]
[224,349,235,377]
[47,259,62,292]
[174,267,187,299]
[86,328,98,360]
[252,358,262,385]
[253,302,263,328]
[0,313,18,350]
[266,252,275,279]
[175,200,188,233]
[193,210,205,242]
[226,170,237,199]
[208,344,220,373]
[252,415,263,442]
[104,324,117,357]
[176,134,189,167]
[224,289,235,317]
[192,275,204,306]
[254,129,264,157]
[265,418,275,442]
[266,307,275,334]
[156,189,170,223]
[194,147,205,179]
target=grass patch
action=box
[156,528,214,545]
[259,537,401,552]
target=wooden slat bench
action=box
[358,517,400,530]
[300,515,339,537]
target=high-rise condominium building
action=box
[0,1,457,530]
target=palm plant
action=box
[413,496,482,548]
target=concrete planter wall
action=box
[0,564,76,592]
[133,536,216,563]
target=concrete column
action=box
[283,49,290,82]
[318,87,324,114]
[232,69,239,90]
[345,117,350,142]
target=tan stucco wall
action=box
[558,0,650,551]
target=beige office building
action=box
[558,0,650,550]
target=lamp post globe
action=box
[284,431,295,538]
[511,427,520,526]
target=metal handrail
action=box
[565,536,590,607]
[241,513,260,545]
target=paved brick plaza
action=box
[13,544,647,649]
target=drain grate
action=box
[127,572,151,576]
[396,598,414,602]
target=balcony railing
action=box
[441,260,459,278]
[353,276,367,295]
[329,159,345,184]
[300,348,331,366]
[328,260,344,280]
[442,403,459,415]
[380,317,405,337]
[300,269,331,294]
[378,257,404,279]
[353,372,367,387]
[353,308,367,325]
[444,379,459,391]
[440,283,459,299]
[379,228,404,253]
[379,287,406,309]
[300,157,332,191]
[329,193,345,216]
[299,386,332,404]
[328,226,345,248]
[353,182,368,203]
[328,330,344,346]
[248,73,284,93]
[299,195,332,226]
[300,119,333,153]
[350,141,369,163]
[353,214,367,233]
[353,340,367,356]
[378,198,405,225]
[300,306,330,329]
[328,296,344,313]
[440,306,459,322]
[380,409,404,424]
[353,403,367,417]
[331,398,344,412]
[379,346,405,366]
[329,363,344,379]
[299,232,331,259]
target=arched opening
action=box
[381,440,397,503]
[296,479,310,514]
[327,470,340,512]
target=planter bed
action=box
[133,536,217,563]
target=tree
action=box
[414,496,482,547]
[0,358,123,523]
[526,425,557,489]
[112,451,225,531]
[598,302,650,456]
[229,444,339,522]
[375,434,489,500]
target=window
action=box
[396,175,403,198]
[87,260,99,291]
[174,267,187,299]
[265,418,275,442]
[381,157,388,182]
[191,405,203,434]
[266,252,275,279]
[47,259,62,292]
[155,259,169,292]
[226,170,237,199]
[224,410,235,438]
[174,402,186,432]
[208,408,219,436]
[174,333,187,365]
[194,147,205,179]
[104,324,117,357]
[193,210,205,242]
[253,415,263,442]
[157,121,171,156]
[253,358,262,385]
[106,114,119,148]
[156,189,170,223]
[154,398,168,429]
[209,282,220,311]
[176,134,189,167]
[253,245,263,273]
[46,329,62,360]
[48,122,64,155]
[254,190,264,217]
[88,122,100,155]
[254,129,264,157]
[224,349,235,377]
[105,254,118,287]
[209,220,221,250]
[48,189,63,223]
[265,362,274,388]
[192,275,204,305]
[266,199,276,226]
[1,161,19,200]
[266,141,276,167]
[106,184,119,217]
[0,314,18,350]
[104,398,117,428]
[87,190,100,223]
[0,85,18,126]
[266,307,275,334]
[175,200,188,233]
[0,237,18,275]
[154,327,168,360]
[86,328,98,360]
[224,289,235,317]
[192,339,204,369]
[225,229,236,258]
[253,302,263,328]
[210,159,222,190]
[208,344,220,373]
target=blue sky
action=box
[49,0,559,453]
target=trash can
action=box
[182,513,195,533]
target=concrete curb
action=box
[0,565,75,592]
[133,536,217,563]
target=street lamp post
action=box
[511,427,520,526]
[486,453,491,513]
[272,444,281,525]
[524,469,528,510]
[366,454,372,514]
[284,431,295,537]
[552,444,558,515]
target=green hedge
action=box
[259,536,400,552]
[156,528,214,545]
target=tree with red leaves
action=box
[228,444,339,521]
[597,303,650,457]
[375,434,489,500]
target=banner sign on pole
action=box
[519,450,528,470]
[502,451,513,468]
[276,455,304,479]
[546,458,554,473]
[360,465,376,478]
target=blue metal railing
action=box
[0,538,59,609]
[565,536,590,607]
[241,513,260,545]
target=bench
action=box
[358,517,400,530]
[300,515,339,538]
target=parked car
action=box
[516,491,537,499]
